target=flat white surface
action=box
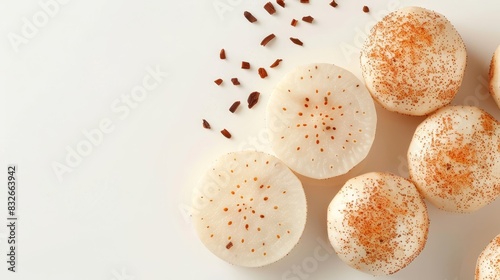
[1,0,499,279]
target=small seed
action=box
[300,0,309,3]
[231,78,240,85]
[302,16,314,23]
[291,18,298,26]
[290,37,303,46]
[270,59,282,68]
[244,11,257,23]
[261,33,276,46]
[226,242,233,249]
[363,6,369,13]
[221,129,232,139]
[229,101,241,113]
[202,119,211,129]
[276,0,285,8]
[241,61,251,69]
[258,68,268,79]
[329,0,338,7]
[264,2,276,14]
[214,78,223,86]
[247,92,260,109]
[219,49,226,59]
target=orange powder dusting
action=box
[346,187,407,265]
[446,143,474,165]
[367,14,435,102]
[480,113,496,135]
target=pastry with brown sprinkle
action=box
[408,106,500,213]
[360,6,467,116]
[192,151,307,267]
[266,63,377,179]
[328,172,429,275]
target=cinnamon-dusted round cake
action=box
[327,172,429,275]
[360,6,467,116]
[408,106,500,212]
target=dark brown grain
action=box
[258,68,268,79]
[264,2,276,14]
[219,49,226,59]
[229,101,241,113]
[248,92,260,109]
[270,59,282,68]
[363,6,369,13]
[291,19,298,26]
[276,0,285,8]
[202,119,211,129]
[290,37,303,46]
[244,11,257,23]
[221,129,232,139]
[302,16,314,23]
[330,0,338,7]
[214,78,223,85]
[231,78,240,85]
[241,61,250,69]
[261,34,276,46]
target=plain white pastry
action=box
[192,151,307,267]
[266,63,377,179]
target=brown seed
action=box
[290,37,303,46]
[300,0,309,3]
[258,68,268,79]
[229,101,241,113]
[219,48,226,59]
[221,129,232,139]
[302,16,314,23]
[261,33,276,46]
[226,242,233,249]
[231,78,240,85]
[202,119,211,129]
[244,11,257,23]
[276,0,285,8]
[363,6,369,13]
[264,2,276,14]
[248,92,260,109]
[214,78,223,85]
[270,59,282,68]
[291,18,298,26]
[241,61,250,69]
[330,0,338,7]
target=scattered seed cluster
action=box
[202,0,371,139]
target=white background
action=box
[1,0,499,279]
